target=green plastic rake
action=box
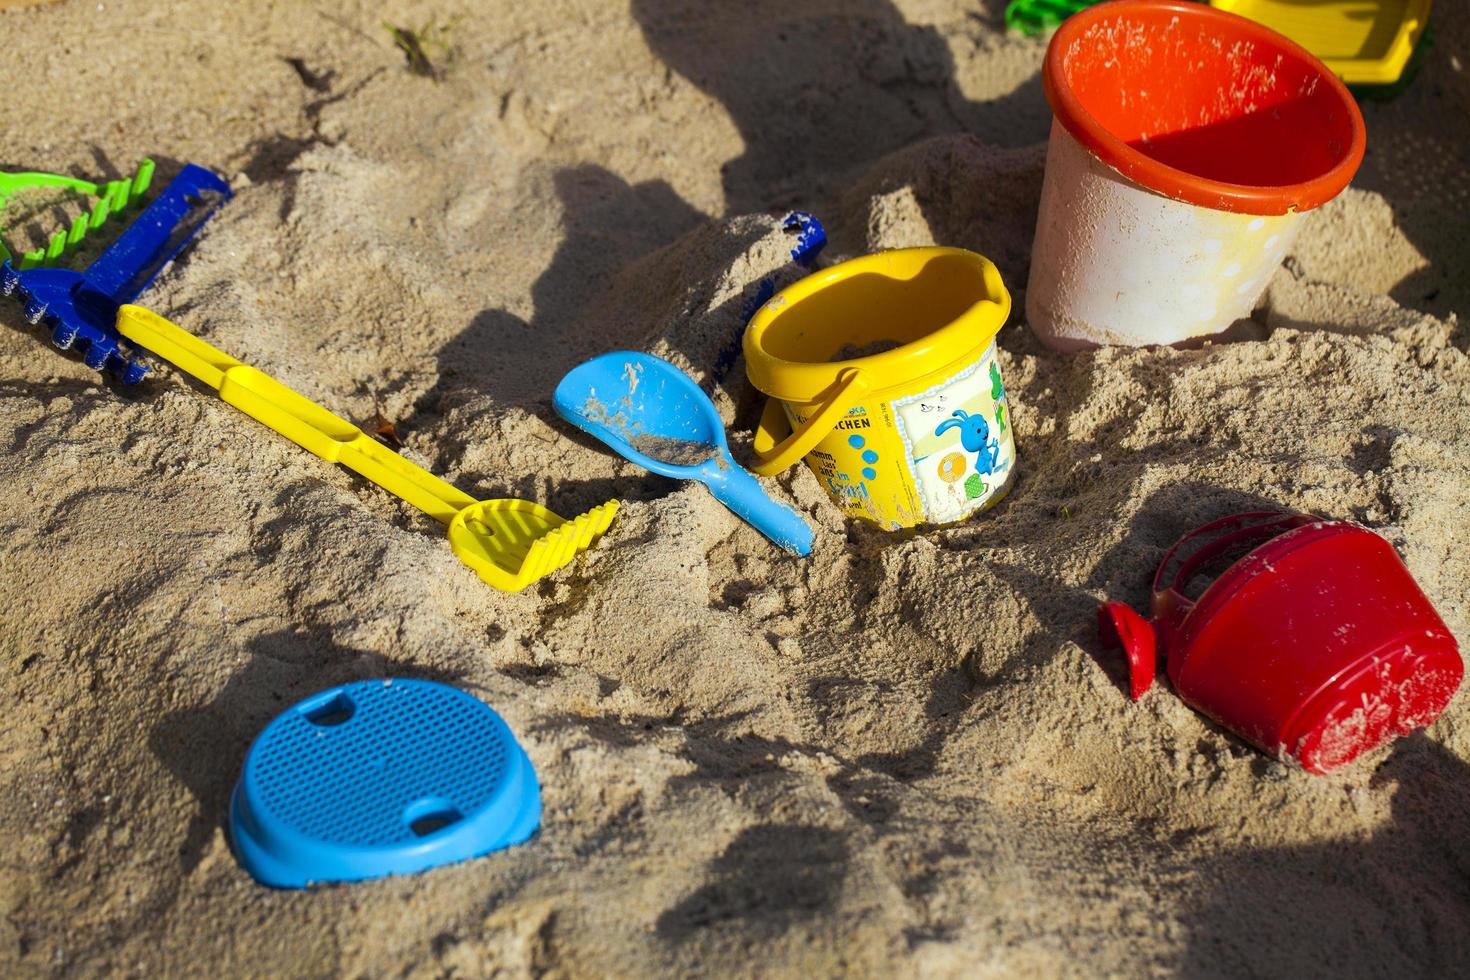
[1004,0,1104,35]
[0,158,153,268]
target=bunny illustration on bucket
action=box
[935,409,1000,477]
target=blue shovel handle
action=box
[703,461,813,556]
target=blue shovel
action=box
[554,351,813,556]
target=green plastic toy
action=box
[1004,0,1104,35]
[0,159,153,267]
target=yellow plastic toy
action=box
[743,247,1015,531]
[116,305,618,592]
[1210,0,1433,88]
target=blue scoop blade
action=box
[554,351,814,555]
[552,350,727,480]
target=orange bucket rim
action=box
[743,247,1011,403]
[1043,0,1367,216]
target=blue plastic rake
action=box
[0,161,231,383]
[738,210,827,325]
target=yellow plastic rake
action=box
[117,304,617,592]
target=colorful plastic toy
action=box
[1,160,229,383]
[744,247,1015,530]
[729,211,829,377]
[0,159,154,268]
[781,210,827,267]
[735,209,828,323]
[1026,0,1365,351]
[1210,0,1433,89]
[1004,0,1103,35]
[117,305,618,592]
[230,680,540,888]
[553,351,813,556]
[1099,512,1464,774]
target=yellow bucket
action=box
[743,247,1016,530]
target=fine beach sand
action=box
[2,1,1468,976]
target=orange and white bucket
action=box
[1026,0,1367,351]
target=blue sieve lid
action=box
[229,679,540,888]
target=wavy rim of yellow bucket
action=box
[743,247,1011,404]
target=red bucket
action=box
[1101,513,1463,773]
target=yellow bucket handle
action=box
[750,367,872,476]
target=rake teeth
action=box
[8,275,50,327]
[4,265,148,382]
[3,158,157,270]
[516,501,620,587]
[0,159,224,385]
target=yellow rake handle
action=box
[116,304,474,525]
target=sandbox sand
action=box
[1,1,1468,976]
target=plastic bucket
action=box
[1026,0,1367,351]
[1101,513,1463,773]
[743,247,1015,529]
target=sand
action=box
[1,1,1468,976]
[629,436,719,467]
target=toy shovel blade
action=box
[449,498,620,592]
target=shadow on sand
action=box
[632,0,1048,214]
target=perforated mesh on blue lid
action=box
[245,680,514,847]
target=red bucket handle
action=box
[1150,511,1317,650]
[1099,511,1317,700]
